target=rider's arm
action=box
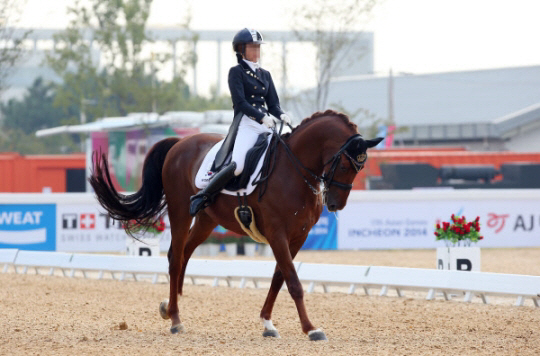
[228,66,266,123]
[265,71,285,120]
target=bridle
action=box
[320,134,366,191]
[274,124,367,196]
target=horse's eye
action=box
[340,164,348,172]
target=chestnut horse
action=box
[89,110,382,341]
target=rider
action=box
[189,28,292,216]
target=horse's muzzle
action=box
[327,203,338,212]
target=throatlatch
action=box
[233,193,269,245]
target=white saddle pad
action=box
[194,135,272,196]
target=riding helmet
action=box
[232,28,265,51]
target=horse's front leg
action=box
[269,236,327,341]
[259,266,284,338]
[259,239,304,339]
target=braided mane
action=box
[283,110,358,138]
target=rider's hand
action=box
[262,115,276,129]
[280,114,292,125]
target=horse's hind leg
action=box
[259,238,304,338]
[160,199,192,334]
[178,212,217,295]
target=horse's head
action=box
[282,110,383,211]
[322,135,383,212]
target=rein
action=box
[253,121,365,200]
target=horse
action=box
[89,109,382,341]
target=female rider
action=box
[189,28,291,216]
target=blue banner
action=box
[0,204,56,250]
[301,207,337,250]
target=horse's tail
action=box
[89,137,180,236]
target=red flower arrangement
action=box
[124,217,166,236]
[435,214,483,246]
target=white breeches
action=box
[231,115,272,176]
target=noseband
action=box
[275,127,366,195]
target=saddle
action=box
[194,132,273,197]
[224,132,270,191]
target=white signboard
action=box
[56,204,128,251]
[3,191,540,252]
[338,190,540,249]
[56,203,171,252]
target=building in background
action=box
[314,65,540,152]
[3,28,373,102]
[11,28,540,154]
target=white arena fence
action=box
[1,249,539,307]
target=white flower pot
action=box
[225,243,237,257]
[208,243,221,256]
[194,244,209,256]
[437,247,481,271]
[244,243,257,257]
[126,236,161,257]
[259,244,273,257]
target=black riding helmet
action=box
[232,28,265,63]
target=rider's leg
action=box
[189,116,270,216]
[231,116,270,175]
[189,162,237,216]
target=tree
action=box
[0,76,80,154]
[0,128,79,154]
[46,0,157,121]
[45,0,228,122]
[0,0,30,92]
[291,0,378,113]
[1,77,65,134]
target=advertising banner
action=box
[56,204,128,252]
[301,207,337,250]
[56,203,172,253]
[3,190,540,253]
[0,204,56,250]
[338,199,540,249]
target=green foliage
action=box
[204,236,222,244]
[46,0,155,119]
[240,236,255,244]
[435,215,484,247]
[1,0,231,155]
[0,129,80,154]
[46,0,230,121]
[1,77,65,134]
[0,77,80,154]
[0,0,31,91]
[222,236,241,244]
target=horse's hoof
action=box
[262,329,281,338]
[170,323,185,334]
[308,329,328,341]
[159,299,170,320]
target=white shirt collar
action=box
[243,59,260,71]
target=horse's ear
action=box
[366,137,384,148]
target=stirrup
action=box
[236,193,252,229]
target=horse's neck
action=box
[286,121,343,176]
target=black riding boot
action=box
[189,162,237,216]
